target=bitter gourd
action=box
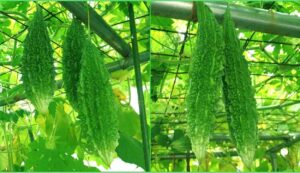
[186,2,224,162]
[62,18,85,110]
[222,7,258,169]
[151,62,167,102]
[21,6,55,115]
[77,40,119,165]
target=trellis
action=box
[0,1,150,171]
[150,1,300,171]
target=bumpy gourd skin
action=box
[78,40,119,166]
[62,18,85,110]
[186,2,224,162]
[21,7,55,115]
[223,7,258,169]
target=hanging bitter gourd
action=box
[186,2,224,162]
[151,62,167,102]
[21,6,55,115]
[62,18,85,110]
[222,7,258,169]
[77,40,119,165]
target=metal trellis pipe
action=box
[128,3,151,171]
[153,133,300,160]
[60,1,131,58]
[151,1,300,38]
[266,133,300,153]
[154,151,239,160]
[107,51,149,72]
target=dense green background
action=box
[151,1,300,172]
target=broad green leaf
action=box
[25,138,98,171]
[151,16,174,29]
[0,152,8,171]
[46,101,77,152]
[116,132,145,170]
[119,105,141,138]
[255,159,270,172]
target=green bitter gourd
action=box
[21,6,55,115]
[62,18,85,110]
[186,2,224,162]
[77,40,119,166]
[222,7,258,169]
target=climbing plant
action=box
[0,1,149,171]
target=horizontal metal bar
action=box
[0,51,149,107]
[107,51,149,72]
[211,133,299,141]
[154,133,300,160]
[151,133,299,142]
[153,151,238,160]
[267,133,300,153]
[151,27,299,46]
[60,1,131,58]
[151,1,300,38]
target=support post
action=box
[270,152,277,172]
[128,2,151,171]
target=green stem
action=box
[2,123,13,171]
[127,78,131,105]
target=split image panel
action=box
[150,1,300,172]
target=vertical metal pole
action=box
[186,151,191,172]
[128,2,151,171]
[270,152,277,172]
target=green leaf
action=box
[1,27,11,36]
[151,16,173,29]
[2,2,20,10]
[17,2,29,13]
[142,63,150,83]
[0,35,3,43]
[155,134,171,147]
[170,136,191,152]
[219,160,236,172]
[1,19,11,27]
[173,160,185,172]
[118,105,141,138]
[255,159,270,172]
[173,129,185,141]
[12,55,22,67]
[151,124,161,139]
[47,102,77,152]
[25,138,98,172]
[0,152,9,171]
[48,98,66,117]
[255,148,266,159]
[276,155,289,171]
[0,110,26,123]
[116,132,145,170]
